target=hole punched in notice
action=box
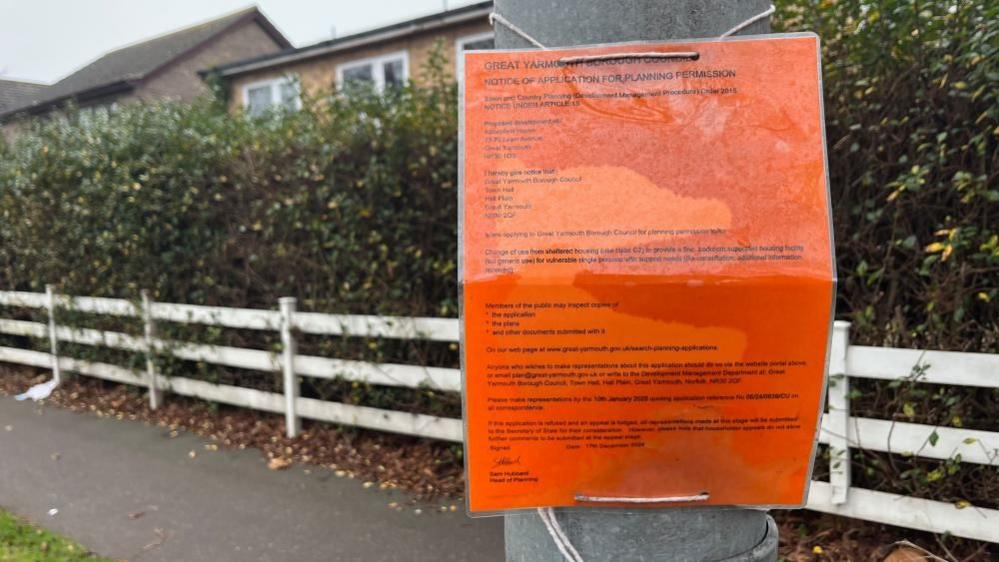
[560,51,700,65]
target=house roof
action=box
[205,1,493,79]
[2,6,291,119]
[0,79,47,114]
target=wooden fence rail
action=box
[0,289,995,542]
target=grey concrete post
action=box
[493,1,779,560]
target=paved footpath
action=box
[0,397,504,561]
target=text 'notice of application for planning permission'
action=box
[460,34,834,513]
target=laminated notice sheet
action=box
[459,33,835,513]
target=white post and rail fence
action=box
[0,288,996,543]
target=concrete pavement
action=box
[0,397,504,561]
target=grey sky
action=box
[0,0,482,84]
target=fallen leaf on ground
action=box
[143,528,169,551]
[884,547,930,561]
[885,541,949,562]
[268,457,292,470]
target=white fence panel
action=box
[847,345,999,388]
[69,295,139,317]
[165,377,285,414]
[0,346,145,386]
[61,356,147,386]
[296,396,463,442]
[0,345,52,368]
[167,342,278,372]
[294,354,461,391]
[294,311,459,341]
[0,291,47,309]
[0,319,47,338]
[807,481,999,543]
[819,416,998,465]
[2,289,998,542]
[56,325,145,352]
[151,302,281,331]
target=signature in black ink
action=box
[491,455,522,469]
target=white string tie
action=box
[720,3,776,37]
[489,12,546,49]
[574,492,710,504]
[537,507,585,562]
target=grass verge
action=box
[0,509,111,562]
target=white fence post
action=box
[142,290,164,410]
[45,284,62,384]
[828,321,851,504]
[279,297,301,438]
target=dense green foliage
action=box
[777,0,997,351]
[0,53,459,317]
[778,0,998,516]
[1,7,994,345]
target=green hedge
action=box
[0,51,459,317]
[777,0,997,351]
[1,6,994,348]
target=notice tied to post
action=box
[459,33,835,513]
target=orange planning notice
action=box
[460,34,835,514]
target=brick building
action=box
[0,79,46,115]
[1,7,290,137]
[205,2,493,115]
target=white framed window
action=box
[242,76,301,116]
[456,31,495,58]
[456,32,495,75]
[336,51,409,93]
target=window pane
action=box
[246,85,272,116]
[382,59,405,89]
[462,37,494,50]
[342,64,374,88]
[278,81,298,109]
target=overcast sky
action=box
[0,0,482,84]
